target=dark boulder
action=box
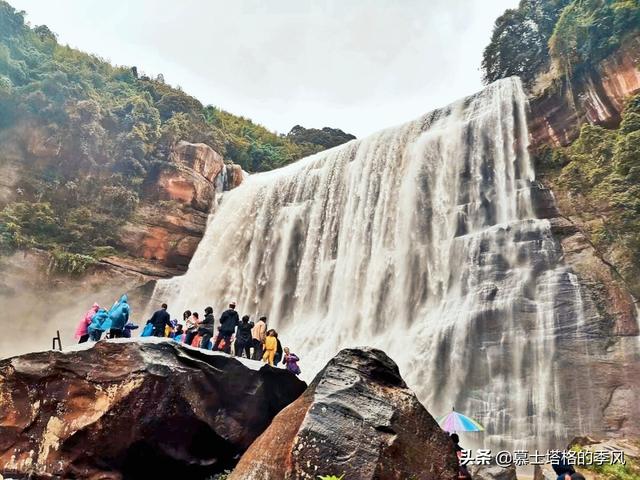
[468,462,517,480]
[0,339,306,479]
[229,347,459,480]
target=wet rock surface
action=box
[468,462,517,480]
[159,140,225,211]
[0,340,306,480]
[230,347,459,480]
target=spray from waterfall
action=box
[153,77,588,449]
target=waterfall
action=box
[154,77,587,449]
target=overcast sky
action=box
[10,0,517,137]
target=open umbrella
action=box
[437,409,484,432]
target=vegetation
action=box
[207,470,232,480]
[0,1,353,268]
[287,125,356,150]
[570,445,640,479]
[482,0,640,85]
[539,94,640,294]
[48,250,97,275]
[482,0,571,85]
[549,0,640,76]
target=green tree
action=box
[482,0,570,84]
[482,0,639,84]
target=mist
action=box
[0,251,154,359]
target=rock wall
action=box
[528,44,640,438]
[531,183,639,337]
[530,179,640,441]
[0,138,242,358]
[527,34,640,441]
[529,35,640,148]
[116,141,231,275]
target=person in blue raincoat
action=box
[88,308,109,341]
[108,294,130,338]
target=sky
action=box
[10,0,518,138]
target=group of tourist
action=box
[74,297,301,375]
[74,294,137,342]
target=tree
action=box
[482,0,571,85]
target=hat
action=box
[230,301,236,307]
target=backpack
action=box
[141,323,154,337]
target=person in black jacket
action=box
[199,306,215,349]
[147,303,172,337]
[553,457,576,480]
[234,315,254,358]
[274,332,283,365]
[213,302,240,353]
[450,433,471,480]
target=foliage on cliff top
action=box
[482,0,640,85]
[570,445,640,480]
[482,0,571,85]
[541,93,640,295]
[0,1,354,265]
[0,1,353,174]
[287,125,356,150]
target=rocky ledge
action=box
[0,344,462,480]
[0,340,306,480]
[230,347,459,480]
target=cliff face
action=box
[530,185,640,439]
[529,35,640,148]
[0,136,240,358]
[117,141,229,274]
[527,35,640,440]
[528,34,640,323]
[0,127,240,279]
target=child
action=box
[122,322,139,338]
[166,318,178,338]
[173,324,185,343]
[282,347,301,375]
[262,329,277,366]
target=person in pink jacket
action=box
[75,303,100,343]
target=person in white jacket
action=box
[251,316,267,360]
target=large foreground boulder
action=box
[230,347,459,480]
[468,463,517,480]
[0,339,306,479]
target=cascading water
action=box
[154,77,590,449]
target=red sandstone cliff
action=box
[116,141,229,274]
[529,35,640,148]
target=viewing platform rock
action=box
[0,338,306,479]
